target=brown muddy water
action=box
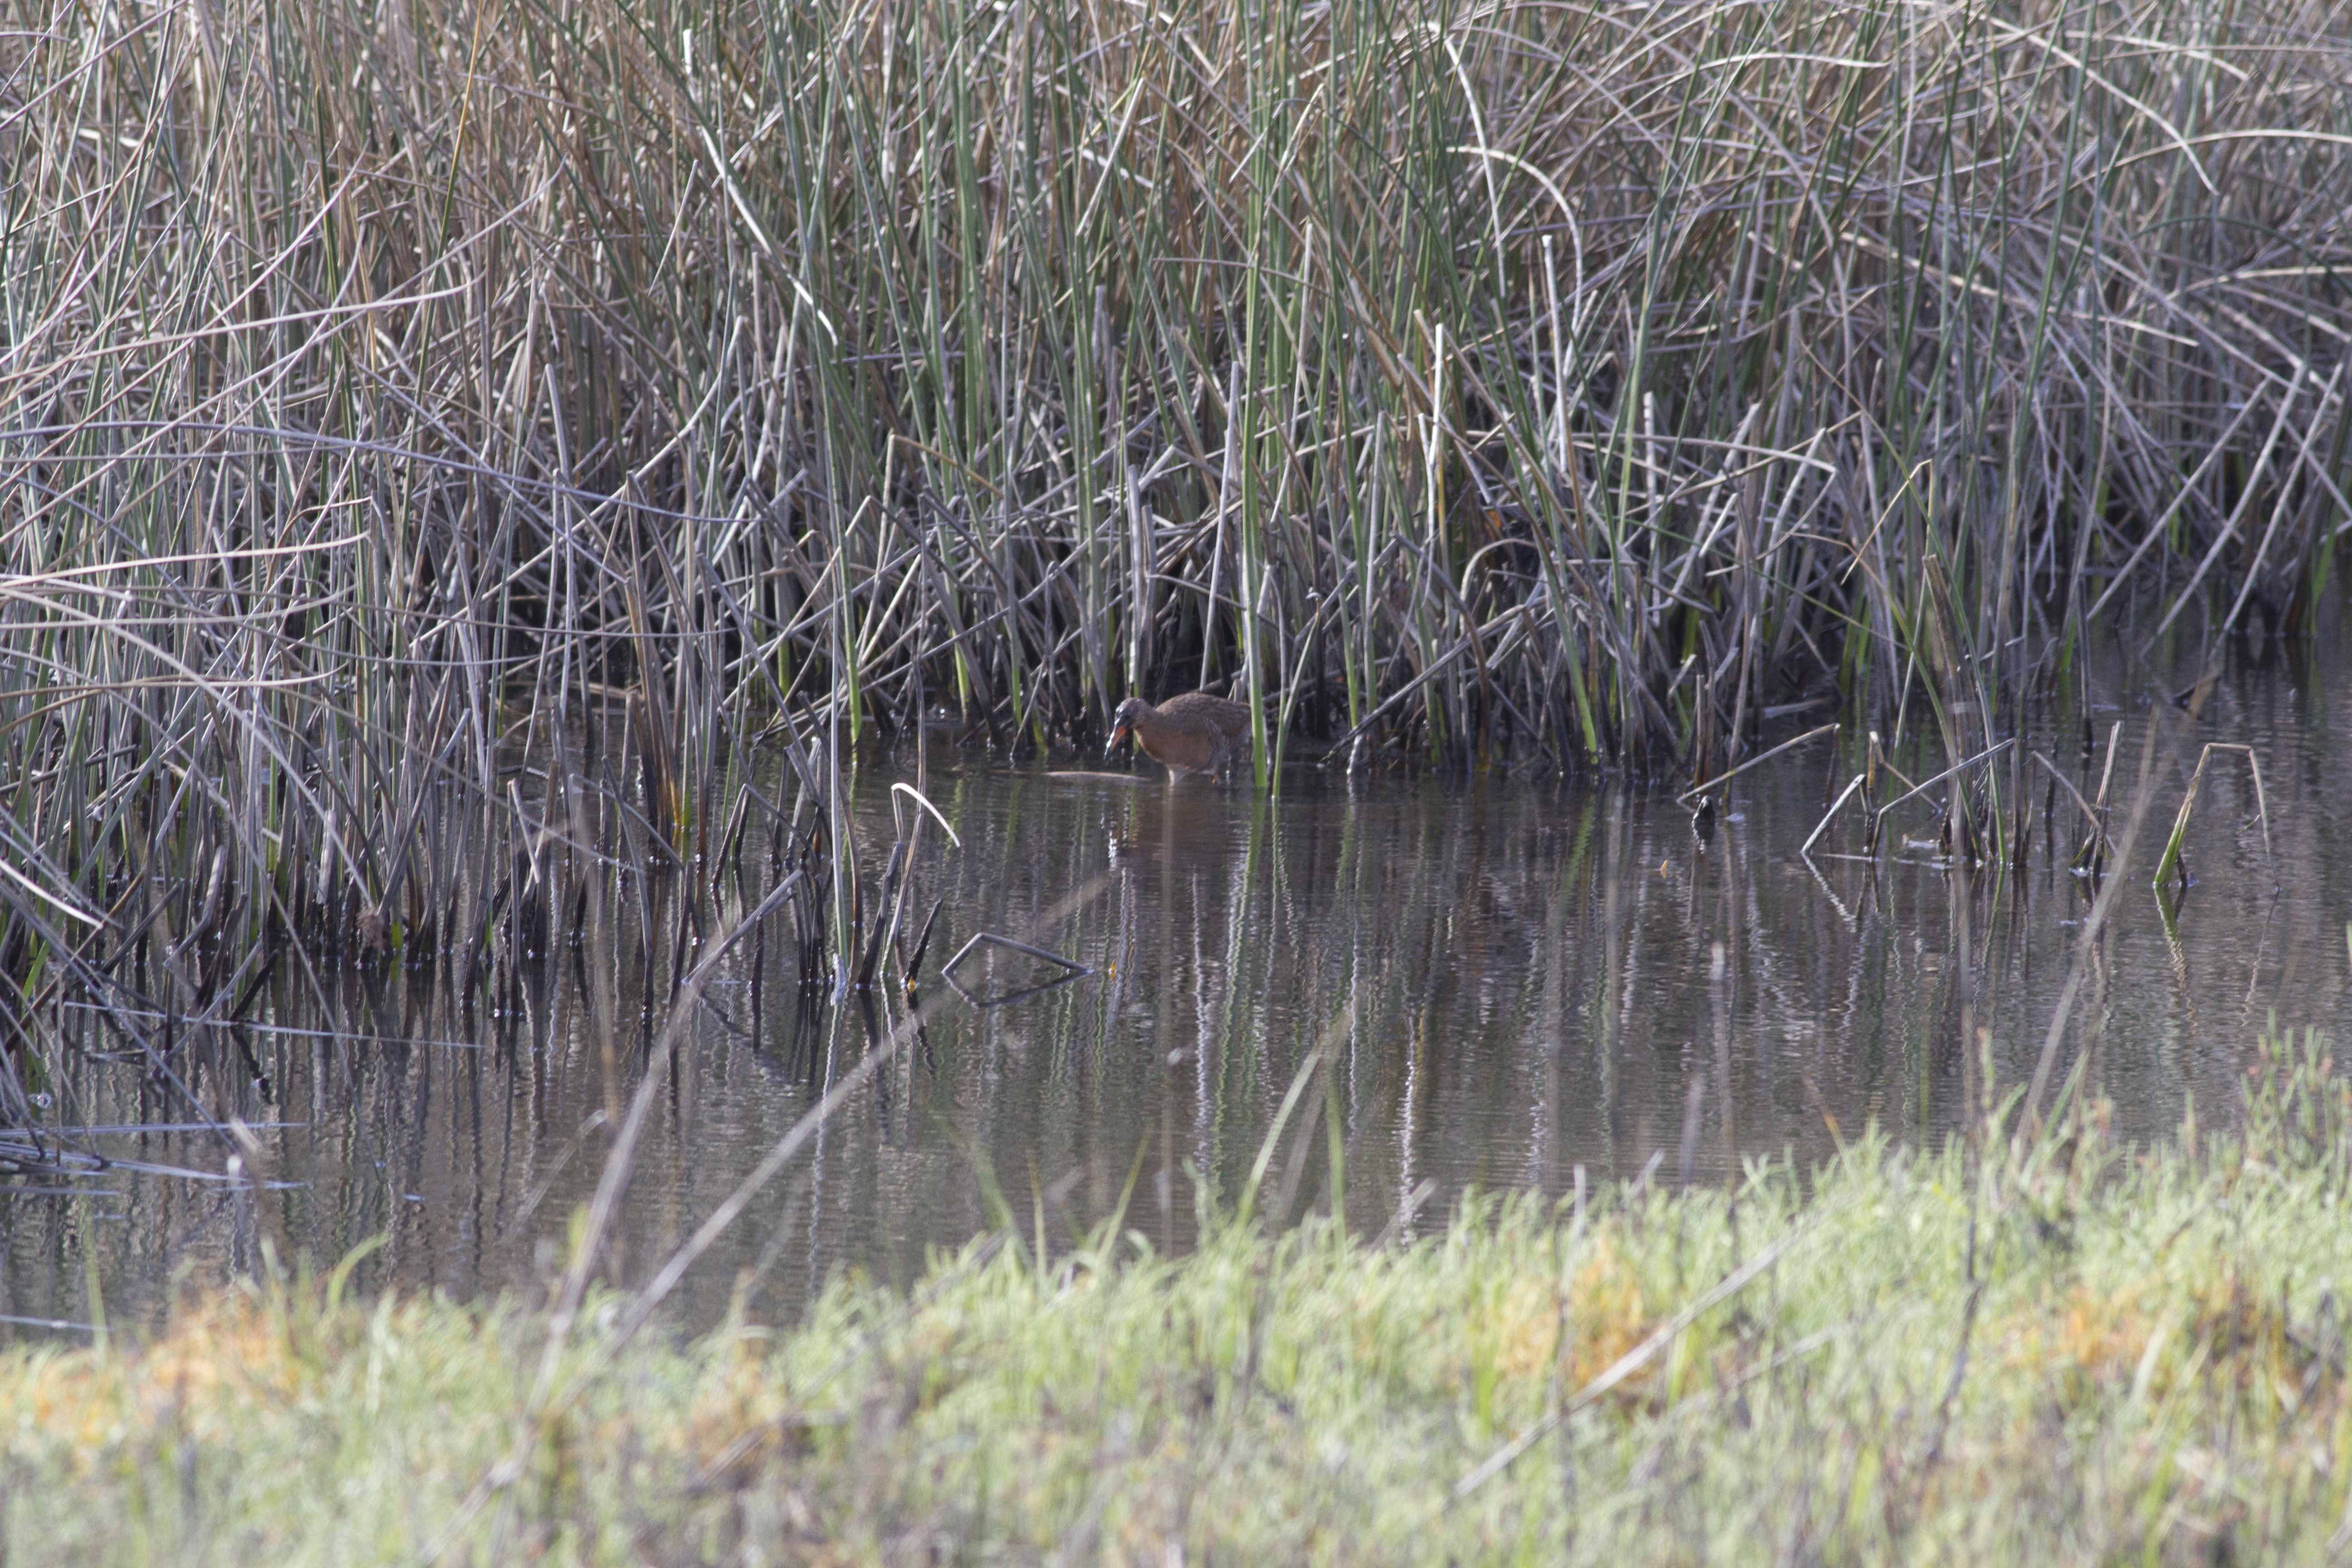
[6,661,2349,1335]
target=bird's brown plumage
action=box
[1106,692,1252,777]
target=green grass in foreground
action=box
[11,1030,2352,1565]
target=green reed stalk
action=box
[0,0,2342,1075]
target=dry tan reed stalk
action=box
[0,0,2342,1099]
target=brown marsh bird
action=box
[1106,692,1252,779]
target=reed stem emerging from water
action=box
[0,0,2345,1078]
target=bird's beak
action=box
[1106,723,1131,758]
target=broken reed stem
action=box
[2153,744,2276,900]
[0,0,2342,1097]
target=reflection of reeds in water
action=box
[0,2,2346,1142]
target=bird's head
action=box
[1106,697,1148,757]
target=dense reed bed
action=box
[6,1025,2351,1563]
[0,0,2347,1122]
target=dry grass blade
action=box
[1678,722,1838,805]
[0,0,2342,1178]
[1452,1188,1856,1499]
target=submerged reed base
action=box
[6,1026,2351,1564]
[1,0,2347,1176]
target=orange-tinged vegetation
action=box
[4,1030,2352,1563]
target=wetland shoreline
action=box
[8,1028,2352,1563]
[6,0,2352,1553]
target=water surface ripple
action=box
[10,663,2350,1332]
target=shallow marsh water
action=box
[7,657,2350,1334]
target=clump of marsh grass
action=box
[0,0,2347,1132]
[5,1019,2352,1563]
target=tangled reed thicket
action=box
[0,0,2347,1073]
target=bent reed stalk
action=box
[0,0,2346,1100]
[10,1024,2352,1563]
